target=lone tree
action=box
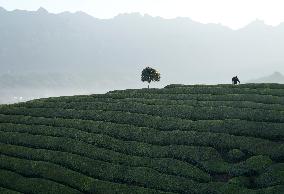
[141,67,161,88]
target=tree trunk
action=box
[148,84,149,89]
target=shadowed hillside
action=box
[0,84,283,193]
[1,7,284,84]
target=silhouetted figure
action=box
[232,76,240,85]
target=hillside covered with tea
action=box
[0,84,283,194]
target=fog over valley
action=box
[1,7,284,103]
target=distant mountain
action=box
[2,7,284,103]
[1,7,284,85]
[247,72,284,84]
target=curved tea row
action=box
[0,84,283,193]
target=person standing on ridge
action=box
[232,76,240,85]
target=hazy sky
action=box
[0,0,284,29]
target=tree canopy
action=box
[141,67,161,88]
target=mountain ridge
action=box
[248,72,284,84]
[2,7,284,30]
[1,6,283,81]
[1,6,284,104]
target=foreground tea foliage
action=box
[0,84,283,194]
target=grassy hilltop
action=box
[0,83,283,194]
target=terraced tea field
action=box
[0,83,283,194]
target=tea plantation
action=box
[0,83,283,194]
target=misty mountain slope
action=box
[0,84,283,193]
[248,72,284,84]
[0,72,139,104]
[0,7,284,84]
